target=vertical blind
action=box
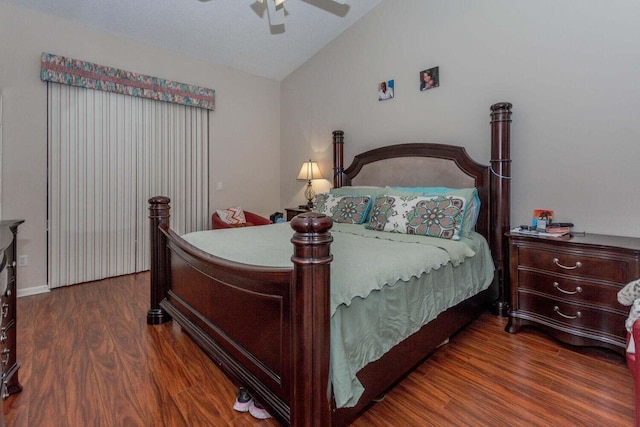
[47,83,209,288]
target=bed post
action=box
[147,196,172,325]
[290,212,334,427]
[333,130,345,188]
[489,102,513,317]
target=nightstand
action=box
[285,207,310,221]
[506,232,640,355]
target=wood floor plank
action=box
[4,273,635,426]
[82,308,147,426]
[173,383,235,426]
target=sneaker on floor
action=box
[249,400,272,420]
[233,388,253,413]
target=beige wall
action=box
[6,0,640,291]
[0,2,281,292]
[281,0,640,238]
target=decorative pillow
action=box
[329,186,385,223]
[216,206,246,225]
[366,194,466,240]
[390,187,480,237]
[314,194,372,224]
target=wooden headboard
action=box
[331,102,513,314]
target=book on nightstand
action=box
[546,222,574,235]
[545,225,572,236]
[511,222,574,238]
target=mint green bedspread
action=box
[182,222,494,408]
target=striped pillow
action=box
[216,206,246,225]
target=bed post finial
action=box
[489,102,512,317]
[333,130,345,188]
[290,212,334,426]
[148,196,172,325]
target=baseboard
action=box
[17,285,50,298]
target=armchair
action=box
[212,210,272,229]
[619,279,640,426]
[628,322,640,427]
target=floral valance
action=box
[40,53,215,110]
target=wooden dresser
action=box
[506,232,640,355]
[0,220,23,401]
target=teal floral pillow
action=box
[366,194,466,240]
[389,187,479,237]
[314,194,372,224]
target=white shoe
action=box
[248,400,272,420]
[233,388,253,412]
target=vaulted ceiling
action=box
[4,0,382,81]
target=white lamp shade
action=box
[297,160,324,181]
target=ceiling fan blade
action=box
[265,0,285,26]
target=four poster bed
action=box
[147,102,513,426]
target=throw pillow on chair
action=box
[212,207,272,229]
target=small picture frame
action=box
[419,66,439,91]
[378,79,394,101]
[532,209,553,230]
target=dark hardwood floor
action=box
[3,272,635,426]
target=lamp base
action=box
[303,181,315,210]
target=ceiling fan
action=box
[198,0,348,29]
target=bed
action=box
[147,102,513,426]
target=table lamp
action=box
[297,159,324,209]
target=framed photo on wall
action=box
[378,79,394,101]
[419,67,439,91]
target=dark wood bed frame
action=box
[147,102,513,426]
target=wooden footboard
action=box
[147,102,513,426]
[148,199,333,426]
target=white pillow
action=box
[216,206,246,224]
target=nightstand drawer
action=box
[518,291,627,339]
[517,269,625,311]
[0,320,14,351]
[517,247,629,283]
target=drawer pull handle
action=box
[553,258,582,270]
[553,282,583,295]
[1,303,7,318]
[553,305,582,320]
[1,348,10,365]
